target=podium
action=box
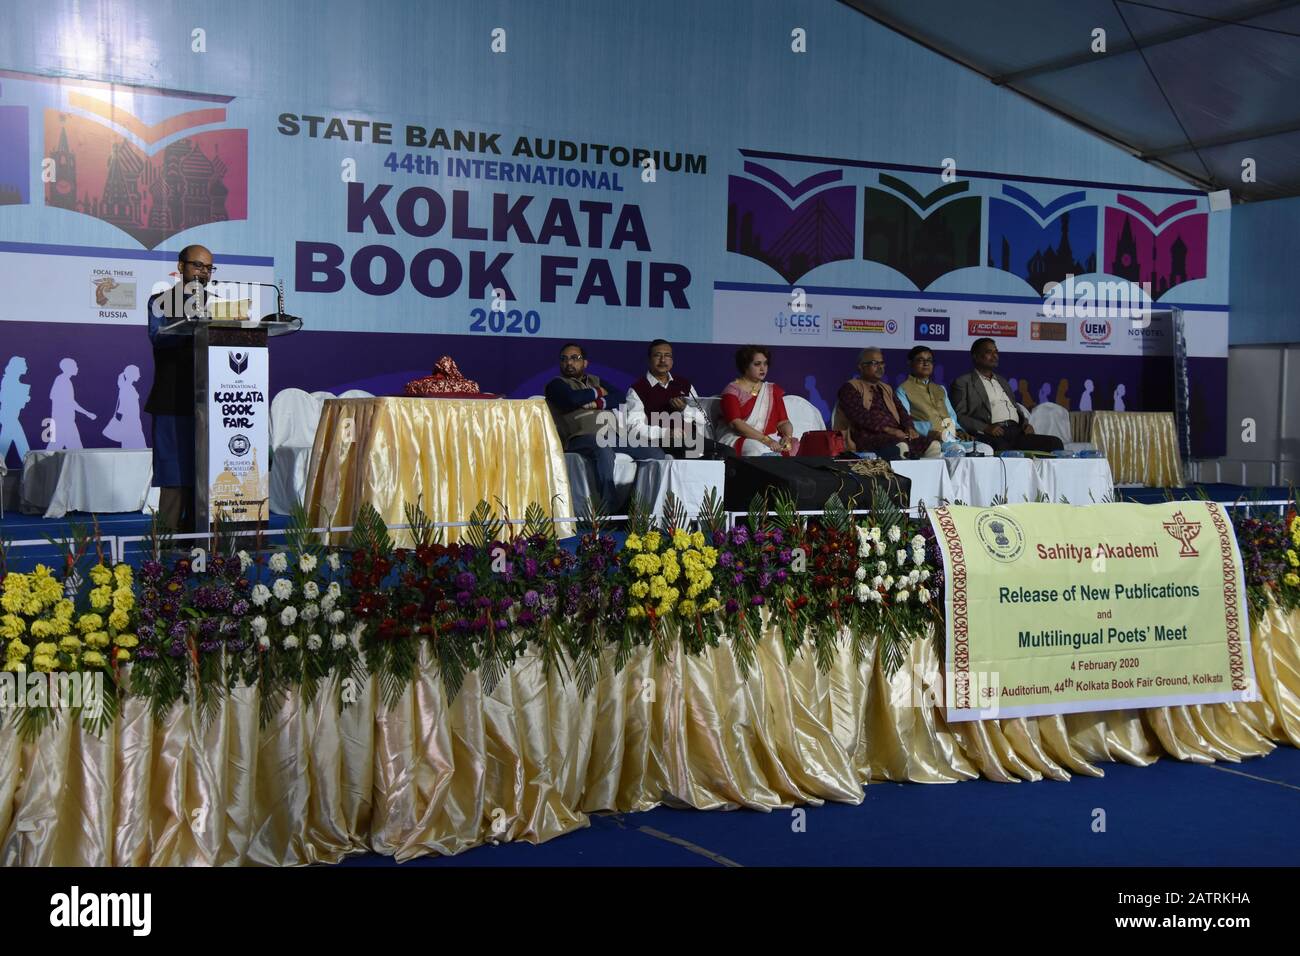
[161,315,301,531]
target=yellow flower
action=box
[50,618,71,637]
[630,553,661,576]
[678,599,697,617]
[1285,573,1300,587]
[1288,550,1299,568]
[643,531,662,553]
[29,619,51,640]
[662,561,680,584]
[108,609,129,632]
[82,650,107,668]
[624,533,643,552]
[89,587,111,610]
[89,564,112,587]
[655,601,674,617]
[33,641,57,657]
[0,593,23,613]
[78,613,104,635]
[4,661,25,673]
[6,638,30,661]
[691,531,706,549]
[23,598,42,617]
[115,649,131,662]
[700,598,721,614]
[112,589,134,612]
[627,605,645,619]
[0,614,24,639]
[86,631,110,649]
[59,635,82,653]
[629,581,650,599]
[54,599,73,620]
[114,634,138,648]
[114,564,133,587]
[32,653,56,673]
[671,529,691,550]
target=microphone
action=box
[209,278,295,323]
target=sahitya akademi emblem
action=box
[976,510,1025,563]
[1162,510,1202,557]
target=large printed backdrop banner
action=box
[932,502,1253,722]
[0,2,1230,479]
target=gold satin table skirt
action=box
[303,397,574,544]
[3,608,1297,866]
[1071,410,1184,487]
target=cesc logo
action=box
[774,311,822,335]
[913,316,950,342]
[1080,319,1113,345]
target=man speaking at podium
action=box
[145,244,214,533]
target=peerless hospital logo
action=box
[976,510,1026,563]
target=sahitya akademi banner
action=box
[929,502,1253,722]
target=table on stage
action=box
[303,397,574,544]
[1070,410,1183,487]
[891,456,1114,509]
[19,449,161,519]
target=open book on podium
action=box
[160,297,302,532]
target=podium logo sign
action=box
[208,347,268,523]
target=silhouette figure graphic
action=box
[0,356,33,468]
[1038,382,1052,406]
[1055,378,1070,410]
[802,375,831,423]
[103,364,146,448]
[1017,379,1036,410]
[1113,383,1127,411]
[1080,379,1094,411]
[47,358,96,450]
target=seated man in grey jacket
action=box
[950,339,1063,454]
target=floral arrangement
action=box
[1232,501,1300,619]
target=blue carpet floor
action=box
[335,745,1300,867]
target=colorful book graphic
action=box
[1104,194,1207,298]
[0,102,29,206]
[44,88,247,248]
[863,174,980,289]
[726,160,856,283]
[987,185,1096,294]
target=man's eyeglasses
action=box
[860,360,885,367]
[183,260,215,272]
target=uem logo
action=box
[228,350,249,374]
[1080,319,1112,344]
[913,316,950,341]
[775,311,821,334]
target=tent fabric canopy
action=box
[843,0,1300,201]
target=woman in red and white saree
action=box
[715,345,799,456]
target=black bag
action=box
[723,456,910,511]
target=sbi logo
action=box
[774,311,822,334]
[913,317,950,341]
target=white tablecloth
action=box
[630,458,726,522]
[19,449,160,519]
[890,457,1113,509]
[564,452,637,515]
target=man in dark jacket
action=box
[146,244,213,532]
[950,338,1063,454]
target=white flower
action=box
[918,587,931,603]
[301,602,320,622]
[303,581,320,600]
[299,553,318,574]
[884,575,895,590]
[876,561,887,577]
[321,593,337,613]
[327,582,341,599]
[269,552,288,573]
[920,569,931,582]
[869,526,882,542]
[887,526,901,543]
[282,635,300,650]
[306,633,322,651]
[868,589,882,603]
[872,575,884,589]
[272,578,293,601]
[327,552,341,572]
[328,609,345,625]
[856,583,871,603]
[251,616,268,635]
[858,545,872,559]
[280,606,297,626]
[896,589,910,604]
[257,635,270,650]
[912,550,925,566]
[909,570,921,585]
[874,542,886,557]
[349,621,366,641]
[331,632,347,650]
[896,549,908,567]
[251,584,271,606]
[855,566,867,582]
[237,550,253,572]
[911,535,925,550]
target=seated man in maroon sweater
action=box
[624,339,734,459]
[834,347,941,460]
